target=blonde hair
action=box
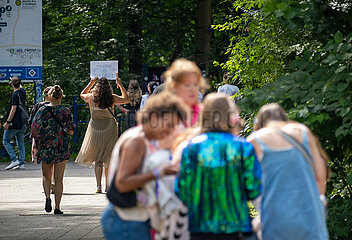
[127,79,142,106]
[48,85,65,100]
[164,58,207,93]
[200,93,240,134]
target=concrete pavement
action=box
[0,161,108,240]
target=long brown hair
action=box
[92,77,114,109]
[127,79,142,106]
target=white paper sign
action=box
[90,61,118,80]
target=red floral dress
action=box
[31,105,75,164]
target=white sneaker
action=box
[5,160,20,170]
[13,164,25,170]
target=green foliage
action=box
[215,0,352,238]
[41,0,200,140]
[212,0,312,90]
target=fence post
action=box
[73,96,78,144]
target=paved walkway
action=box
[0,161,108,239]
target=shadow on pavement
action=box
[63,192,98,196]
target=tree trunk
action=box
[194,0,211,76]
[128,5,143,75]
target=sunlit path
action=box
[0,161,107,239]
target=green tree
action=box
[214,0,352,238]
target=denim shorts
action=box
[101,203,151,240]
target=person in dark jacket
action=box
[3,76,27,170]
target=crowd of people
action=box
[2,58,329,239]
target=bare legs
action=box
[42,161,67,211]
[42,163,53,198]
[104,165,109,190]
[94,163,109,193]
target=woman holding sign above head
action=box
[75,73,129,194]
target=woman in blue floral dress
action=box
[31,85,75,214]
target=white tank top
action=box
[108,126,152,221]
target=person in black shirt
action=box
[3,76,27,170]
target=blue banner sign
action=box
[0,66,43,81]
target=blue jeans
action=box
[2,125,26,165]
[101,203,151,240]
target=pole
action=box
[73,96,78,144]
[33,80,43,104]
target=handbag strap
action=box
[107,107,118,122]
[275,129,314,170]
[17,92,25,107]
[47,107,65,130]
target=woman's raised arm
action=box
[113,72,130,105]
[80,77,97,103]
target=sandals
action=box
[45,198,52,213]
[96,186,102,194]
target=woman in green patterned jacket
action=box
[177,93,262,240]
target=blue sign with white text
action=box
[0,66,43,81]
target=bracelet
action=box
[6,120,10,124]
[320,194,327,205]
[152,168,160,180]
[151,140,160,150]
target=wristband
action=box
[152,168,160,180]
[6,120,10,124]
[151,140,160,150]
[320,194,327,205]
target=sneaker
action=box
[5,160,20,170]
[18,164,25,170]
[54,209,63,214]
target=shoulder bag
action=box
[106,172,137,208]
[17,94,29,127]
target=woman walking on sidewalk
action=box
[75,73,129,193]
[28,86,52,163]
[31,85,75,214]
